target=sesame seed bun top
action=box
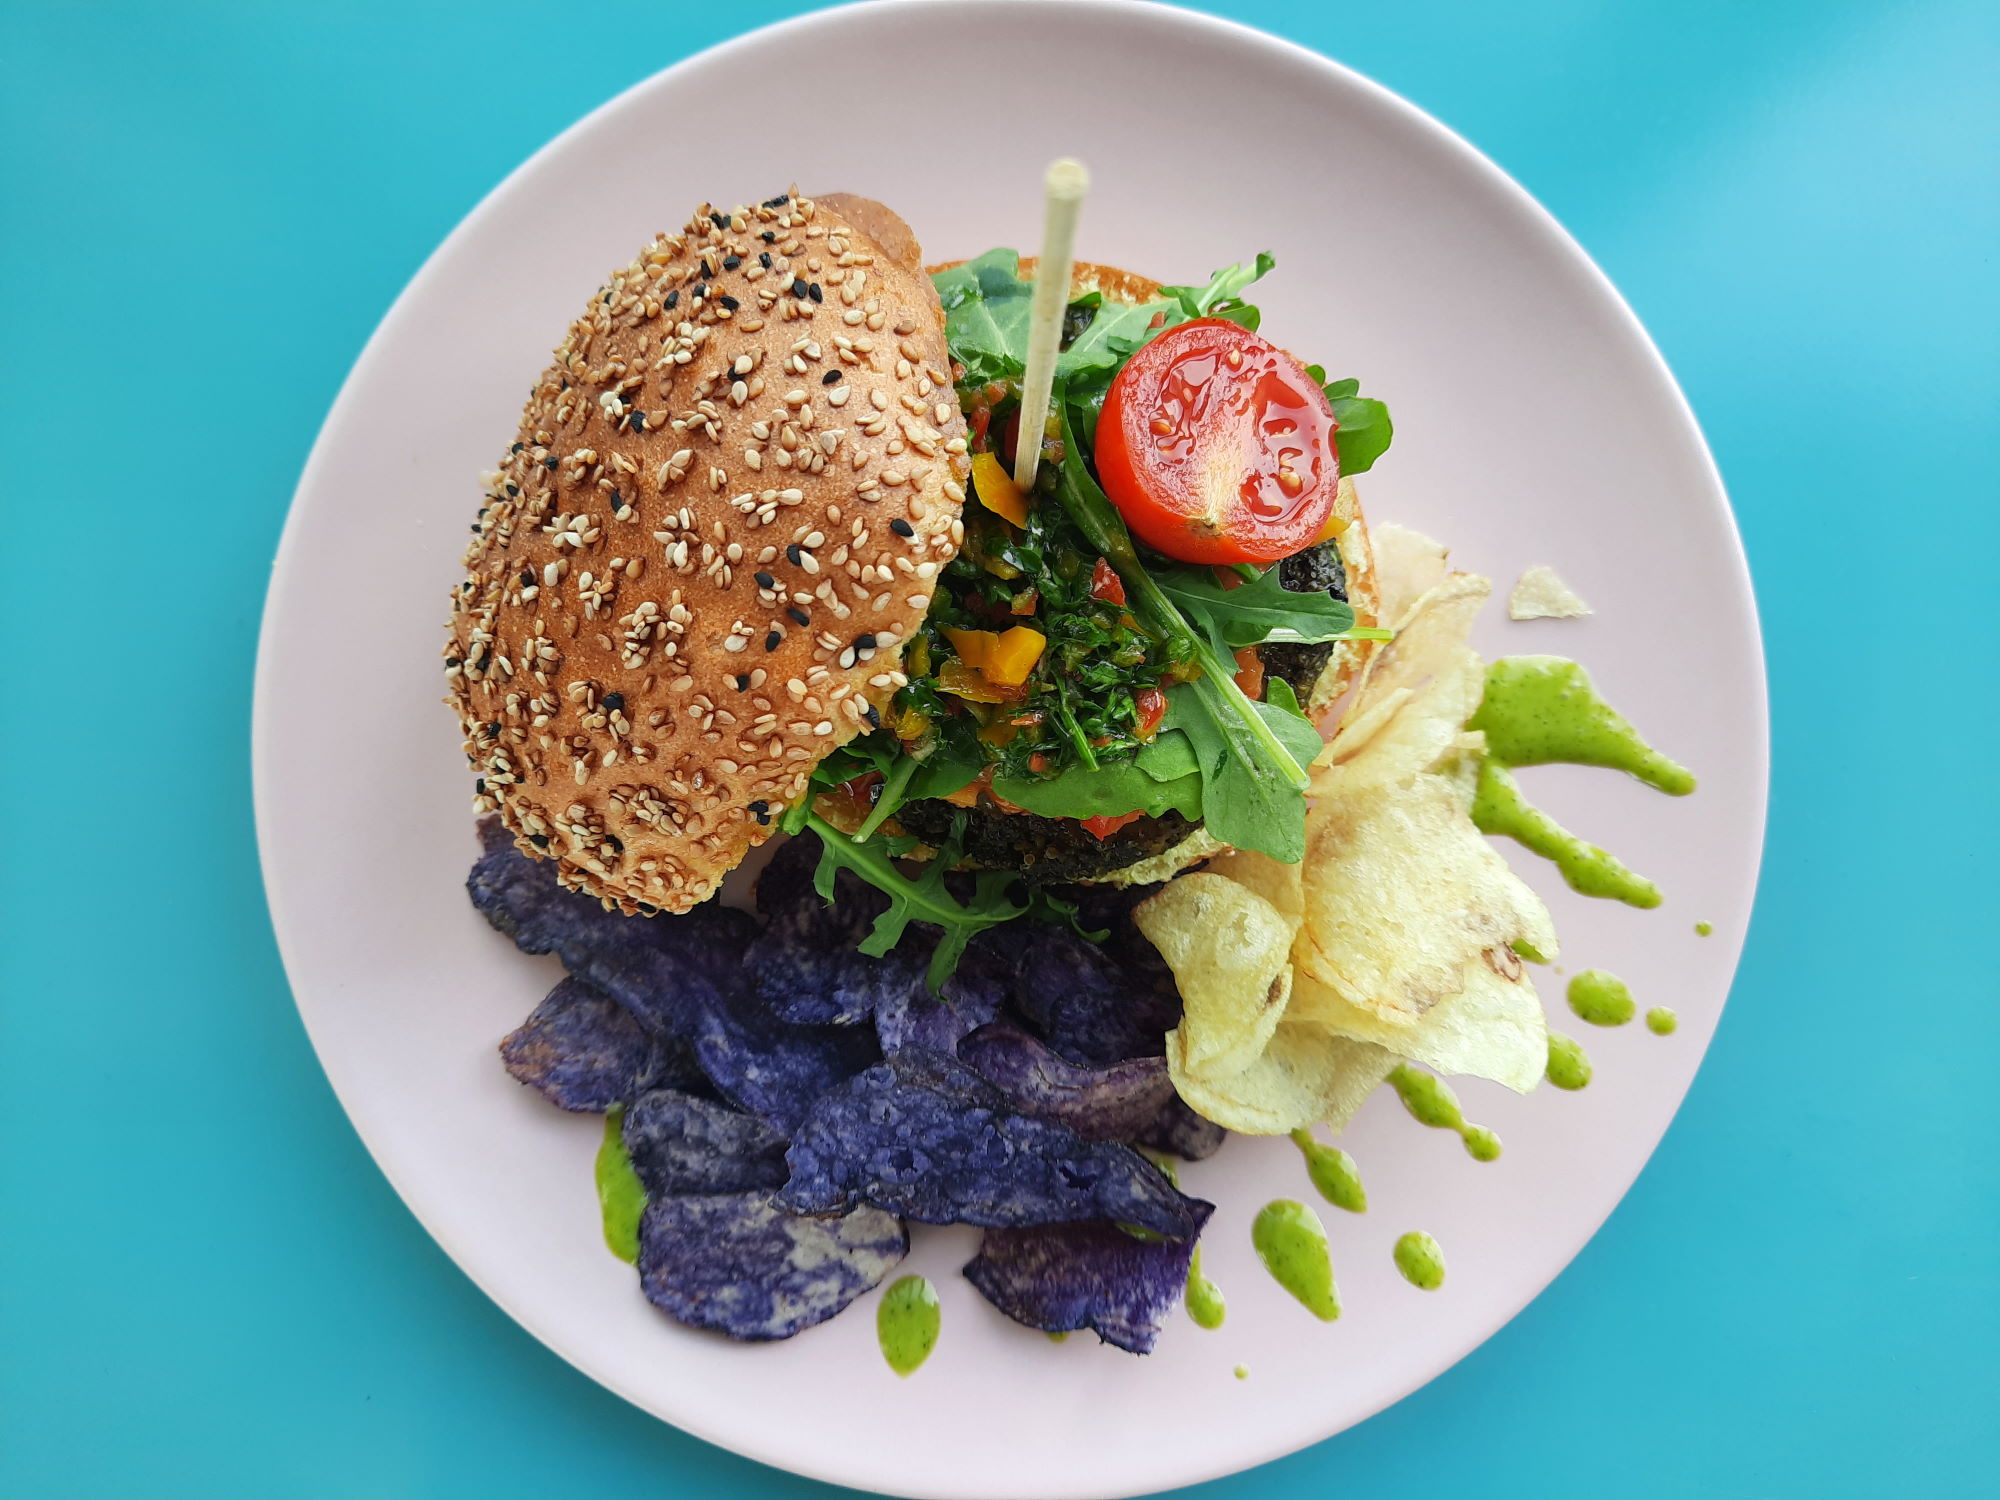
[446,191,969,914]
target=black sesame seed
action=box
[719,294,739,311]
[601,692,624,712]
[700,258,715,279]
[693,283,709,301]
[510,442,524,453]
[723,254,741,270]
[709,211,728,229]
[764,631,782,651]
[474,651,492,671]
[482,721,500,739]
[602,834,622,854]
[763,193,789,208]
[791,278,808,299]
[445,656,461,668]
[664,289,679,309]
[529,833,550,848]
[505,483,518,497]
[807,282,823,304]
[754,571,775,589]
[854,633,877,650]
[543,457,558,471]
[786,607,810,626]
[862,703,881,729]
[822,370,842,385]
[760,230,776,243]
[890,517,914,537]
[602,292,611,304]
[734,673,750,690]
[786,544,803,565]
[474,777,486,792]
[759,252,773,270]
[519,568,534,586]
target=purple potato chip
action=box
[1011,925,1183,1067]
[777,1048,1204,1239]
[955,1024,1225,1161]
[498,976,658,1112]
[746,833,896,1026]
[873,928,1010,1055]
[637,1192,907,1342]
[468,828,877,1130]
[962,1205,1213,1355]
[621,1088,791,1197]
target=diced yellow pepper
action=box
[938,658,1020,703]
[980,625,1046,686]
[944,627,996,673]
[972,451,1031,528]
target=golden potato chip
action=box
[1369,523,1451,626]
[1200,848,1304,935]
[1167,1016,1397,1136]
[1134,873,1294,1080]
[1319,574,1490,797]
[1298,771,1558,1024]
[1289,948,1548,1093]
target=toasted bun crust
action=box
[448,193,969,913]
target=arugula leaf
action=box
[1302,368,1395,476]
[992,758,1202,823]
[804,812,1027,989]
[1161,252,1276,320]
[1154,564,1359,648]
[934,249,1035,387]
[1327,390,1393,476]
[935,250,1281,401]
[1159,684,1323,863]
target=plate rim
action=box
[252,2,1769,1493]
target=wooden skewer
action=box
[1012,157,1090,491]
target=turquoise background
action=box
[4,1,1994,1494]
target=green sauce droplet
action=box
[1387,1065,1503,1161]
[1393,1231,1446,1290]
[1289,1129,1367,1212]
[1234,1364,1250,1380]
[1466,656,1695,908]
[1251,1200,1340,1321]
[1470,655,1696,792]
[1472,760,1662,907]
[1694,921,1713,936]
[1646,1006,1679,1035]
[877,1275,941,1377]
[1568,969,1637,1027]
[1546,1032,1593,1090]
[1185,1246,1227,1330]
[1045,1331,1069,1343]
[594,1107,645,1265]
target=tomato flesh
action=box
[1096,318,1339,565]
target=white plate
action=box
[254,2,1765,1494]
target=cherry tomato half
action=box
[1095,318,1339,565]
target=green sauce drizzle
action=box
[594,1107,645,1265]
[1393,1231,1446,1291]
[1185,1246,1227,1330]
[1387,1065,1502,1161]
[1289,1129,1367,1212]
[1251,1200,1340,1321]
[1568,969,1637,1027]
[1467,656,1695,908]
[1046,1331,1069,1343]
[877,1275,941,1376]
[1695,921,1713,936]
[1545,1031,1593,1090]
[1646,1007,1679,1035]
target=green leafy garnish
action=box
[804,811,1028,990]
[1155,564,1359,648]
[1305,367,1395,476]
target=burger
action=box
[446,190,1392,961]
